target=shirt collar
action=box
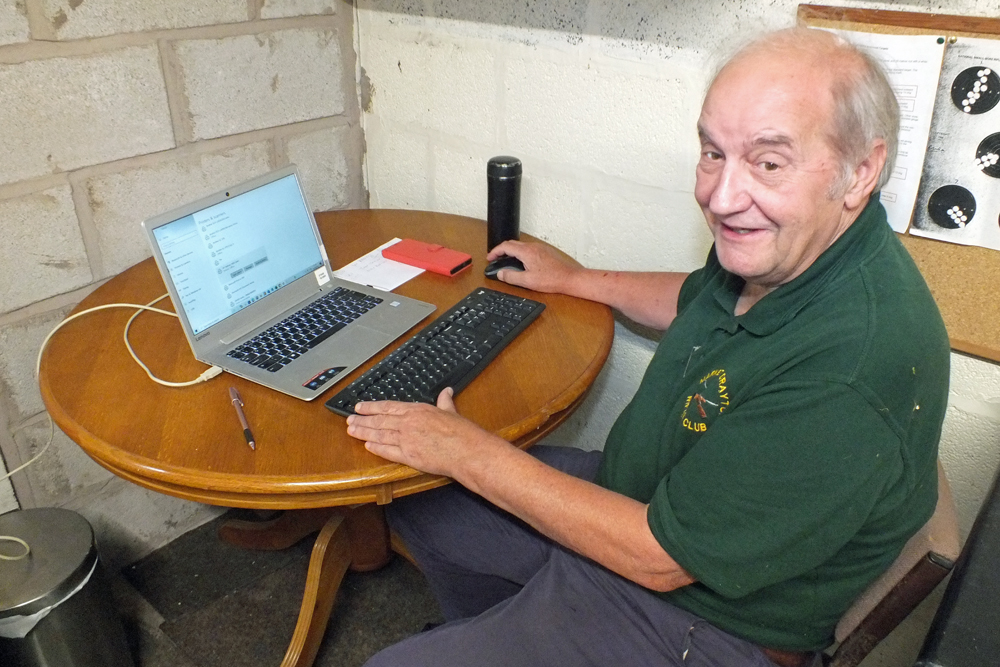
[712,196,889,337]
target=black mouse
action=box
[484,256,525,280]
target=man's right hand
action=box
[486,240,580,294]
[488,239,688,330]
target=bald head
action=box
[710,28,899,193]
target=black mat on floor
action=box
[121,511,443,667]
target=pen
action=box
[229,387,256,451]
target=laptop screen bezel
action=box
[141,165,334,350]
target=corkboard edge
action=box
[798,4,1000,363]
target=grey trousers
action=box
[363,446,781,667]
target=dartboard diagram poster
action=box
[912,36,1000,251]
[827,30,945,234]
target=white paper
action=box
[827,29,946,233]
[331,238,424,291]
[910,36,1000,251]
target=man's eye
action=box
[703,151,722,160]
[760,162,780,171]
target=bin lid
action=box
[0,508,97,618]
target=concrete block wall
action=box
[356,1,1000,665]
[0,0,364,568]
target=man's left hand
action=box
[346,388,505,477]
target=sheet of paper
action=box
[910,36,1000,251]
[331,238,424,291]
[827,29,946,233]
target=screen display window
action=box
[152,174,323,335]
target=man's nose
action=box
[709,162,753,215]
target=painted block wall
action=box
[356,1,1000,664]
[0,0,364,568]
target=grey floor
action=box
[112,510,444,667]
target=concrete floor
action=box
[112,510,443,667]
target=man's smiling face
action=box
[694,50,857,294]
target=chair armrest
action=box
[828,553,953,667]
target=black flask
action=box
[486,156,522,250]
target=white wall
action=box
[356,1,1000,664]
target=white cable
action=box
[2,296,222,561]
[2,417,54,483]
[36,300,174,377]
[0,417,53,561]
[0,536,30,561]
[35,295,222,386]
[121,295,223,387]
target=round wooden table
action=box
[39,209,614,666]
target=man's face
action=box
[694,53,854,291]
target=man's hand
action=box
[487,240,687,329]
[486,240,580,293]
[348,390,695,593]
[346,388,506,477]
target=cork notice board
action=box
[799,4,1000,363]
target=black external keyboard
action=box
[227,287,383,373]
[324,287,545,416]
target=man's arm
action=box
[347,390,696,593]
[487,240,689,330]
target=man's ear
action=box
[844,140,888,210]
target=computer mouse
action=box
[484,256,525,280]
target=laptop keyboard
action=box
[324,287,544,416]
[226,287,384,373]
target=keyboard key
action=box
[226,289,376,373]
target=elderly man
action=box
[349,27,949,667]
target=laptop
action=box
[142,165,436,400]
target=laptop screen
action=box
[151,173,324,335]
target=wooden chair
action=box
[824,461,961,667]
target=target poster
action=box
[828,29,945,234]
[912,36,1000,251]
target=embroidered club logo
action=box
[681,369,730,433]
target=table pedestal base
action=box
[217,505,399,667]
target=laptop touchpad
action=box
[322,325,393,363]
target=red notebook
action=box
[382,239,473,276]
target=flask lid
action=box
[487,156,522,178]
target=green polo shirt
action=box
[596,197,949,651]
